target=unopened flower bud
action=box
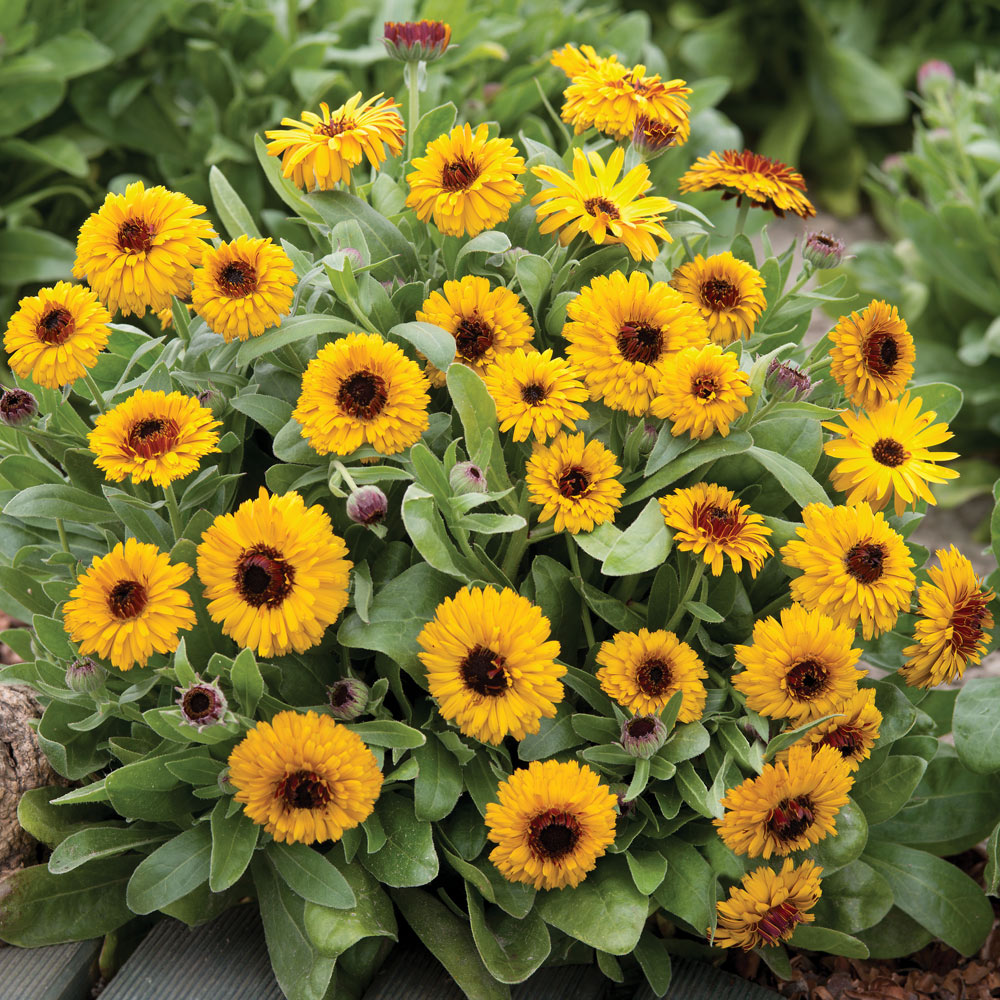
[346,485,388,527]
[631,115,679,160]
[881,153,905,174]
[620,714,667,759]
[383,20,451,63]
[766,359,812,401]
[65,657,105,693]
[803,231,845,270]
[0,388,38,427]
[327,678,369,721]
[196,387,227,418]
[449,461,487,494]
[917,59,954,95]
[176,679,228,731]
[639,421,658,455]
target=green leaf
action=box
[985,819,1000,895]
[626,850,668,895]
[821,44,907,125]
[209,800,259,892]
[209,164,261,240]
[790,925,869,958]
[411,102,457,159]
[230,647,264,716]
[953,677,1000,774]
[628,431,752,504]
[31,613,77,661]
[303,860,397,958]
[390,321,455,372]
[634,930,672,996]
[517,709,582,762]
[446,363,511,493]
[907,382,964,425]
[235,313,357,365]
[852,755,927,825]
[126,824,212,914]
[535,855,648,955]
[348,720,425,749]
[684,600,724,623]
[456,230,511,270]
[745,446,829,507]
[654,840,715,933]
[465,883,550,984]
[601,498,672,576]
[47,825,168,874]
[393,888,509,1000]
[811,859,893,934]
[3,483,116,523]
[230,393,293,437]
[854,906,934,960]
[402,483,478,581]
[268,841,356,909]
[864,841,994,955]
[413,737,463,822]
[763,714,843,762]
[360,794,438,888]
[0,227,75,284]
[801,798,868,874]
[105,753,201,822]
[661,722,711,763]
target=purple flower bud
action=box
[620,714,667,759]
[631,115,679,160]
[917,60,954,95]
[65,657,105,693]
[339,247,364,269]
[449,461,487,495]
[176,680,228,730]
[383,20,451,63]
[327,678,370,721]
[0,388,38,427]
[766,359,812,401]
[196,388,227,418]
[803,231,845,270]
[639,421,658,455]
[880,153,905,174]
[347,485,388,527]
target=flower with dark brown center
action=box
[35,307,75,345]
[583,196,621,221]
[635,656,672,696]
[126,417,181,459]
[235,546,295,608]
[117,218,154,254]
[756,901,805,946]
[632,115,679,159]
[460,644,509,696]
[107,580,147,620]
[217,259,258,298]
[871,437,908,468]
[950,592,991,657]
[0,388,38,427]
[820,725,864,758]
[785,659,829,699]
[557,466,590,498]
[441,155,481,191]
[844,541,887,584]
[454,316,495,362]
[693,375,718,400]
[275,769,333,811]
[176,678,228,730]
[701,278,740,311]
[315,117,351,138]
[337,370,389,420]
[616,321,663,364]
[767,796,815,842]
[863,330,900,376]
[527,809,582,860]
[520,383,548,405]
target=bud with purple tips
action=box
[346,485,388,527]
[0,387,38,427]
[766,359,812,401]
[65,657,105,694]
[449,461,487,495]
[620,714,667,759]
[917,60,954,95]
[803,232,846,270]
[327,678,370,721]
[176,679,228,730]
[631,115,679,160]
[383,20,452,64]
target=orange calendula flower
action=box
[670,252,767,346]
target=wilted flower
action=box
[346,485,389,526]
[766,359,812,400]
[176,679,228,730]
[65,657,105,694]
[917,60,955,95]
[449,460,488,494]
[327,677,370,721]
[383,20,451,63]
[620,714,667,758]
[0,387,38,427]
[631,115,679,159]
[803,232,845,270]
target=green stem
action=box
[680,236,696,263]
[286,0,297,42]
[164,483,183,540]
[81,369,107,414]
[345,292,380,334]
[56,518,70,555]
[333,461,359,492]
[500,526,528,581]
[733,199,750,238]
[664,559,705,633]
[405,61,421,161]
[526,523,557,545]
[566,536,595,651]
[764,267,812,324]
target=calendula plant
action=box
[1,24,999,1000]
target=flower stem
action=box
[566,535,596,651]
[664,559,705,633]
[500,525,529,581]
[56,518,70,555]
[733,199,750,238]
[405,61,421,161]
[81,369,107,414]
[164,482,183,540]
[333,460,359,493]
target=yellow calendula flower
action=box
[670,253,766,346]
[73,181,215,316]
[782,502,915,640]
[596,627,707,720]
[779,688,883,772]
[483,348,589,443]
[63,539,196,670]
[4,281,111,389]
[88,389,221,488]
[651,343,752,439]
[564,270,709,416]
[823,392,959,516]
[829,300,915,411]
[715,744,853,858]
[532,147,674,262]
[525,431,625,535]
[732,603,865,723]
[153,300,193,331]
[416,586,565,745]
[406,123,526,237]
[679,150,815,218]
[485,759,618,890]
[660,482,773,577]
[900,546,995,689]
[550,42,605,77]
[293,332,430,456]
[196,488,352,658]
[264,92,405,191]
[713,859,823,950]
[228,710,382,845]
[416,276,534,385]
[191,237,296,343]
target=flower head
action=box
[483,348,589,443]
[804,232,846,270]
[660,482,773,577]
[679,150,815,218]
[713,859,823,950]
[176,679,228,730]
[485,759,618,889]
[632,115,680,159]
[293,332,431,456]
[670,253,766,346]
[620,715,668,758]
[346,485,389,526]
[597,628,707,720]
[732,604,865,723]
[416,586,564,744]
[192,237,296,343]
[779,688,882,772]
[4,281,111,388]
[917,60,955,95]
[327,678,370,721]
[900,546,995,688]
[449,461,488,494]
[228,710,383,845]
[782,502,915,639]
[0,388,38,427]
[196,488,353,657]
[73,182,215,315]
[823,392,959,515]
[715,744,854,858]
[532,147,674,261]
[564,270,709,416]
[766,360,812,400]
[828,301,915,411]
[525,431,624,535]
[651,342,752,439]
[63,539,196,670]
[383,20,451,62]
[406,124,525,237]
[265,93,405,191]
[65,657,105,694]
[88,389,221,488]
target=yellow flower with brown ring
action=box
[669,252,766,346]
